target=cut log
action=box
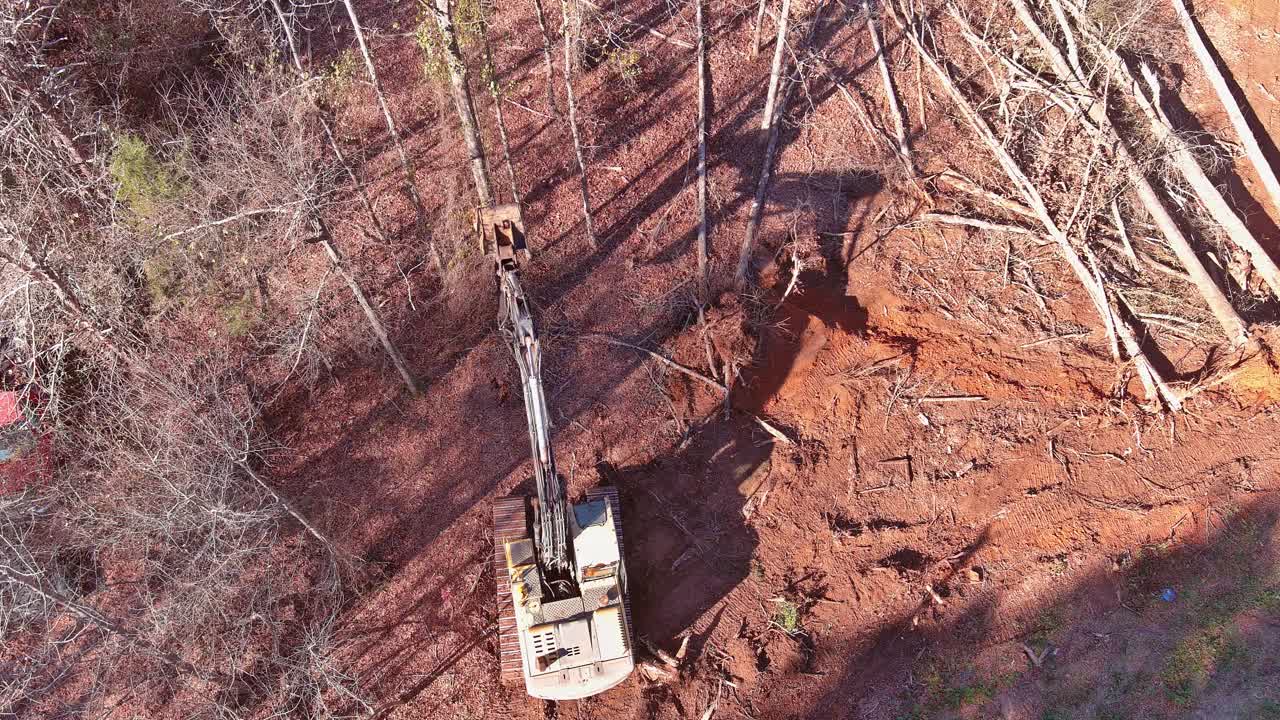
[1169,0,1280,219]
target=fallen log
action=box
[1169,0,1280,219]
[1062,2,1280,301]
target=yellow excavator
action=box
[478,205,635,699]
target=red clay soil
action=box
[248,1,1280,719]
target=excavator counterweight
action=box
[479,204,634,700]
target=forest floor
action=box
[253,0,1280,718]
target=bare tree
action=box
[482,24,523,205]
[0,241,126,360]
[559,0,599,248]
[0,560,210,683]
[0,5,371,716]
[0,3,100,193]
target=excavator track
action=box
[584,487,633,645]
[492,497,529,684]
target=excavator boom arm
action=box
[479,205,571,577]
[500,270,570,575]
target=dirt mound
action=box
[1222,345,1280,404]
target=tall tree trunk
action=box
[760,0,791,131]
[558,0,598,248]
[1011,0,1248,345]
[751,0,770,57]
[433,0,495,207]
[531,0,561,114]
[1170,0,1280,220]
[695,0,709,288]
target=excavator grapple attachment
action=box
[475,203,528,266]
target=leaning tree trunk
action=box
[434,0,495,206]
[864,0,914,171]
[695,0,709,288]
[482,24,522,205]
[751,0,770,57]
[321,232,421,394]
[531,0,561,113]
[558,0,598,248]
[760,0,791,131]
[737,1,828,288]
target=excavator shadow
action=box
[596,411,773,659]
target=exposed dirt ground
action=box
[248,1,1280,718]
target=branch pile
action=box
[892,0,1275,411]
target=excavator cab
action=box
[482,204,635,700]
